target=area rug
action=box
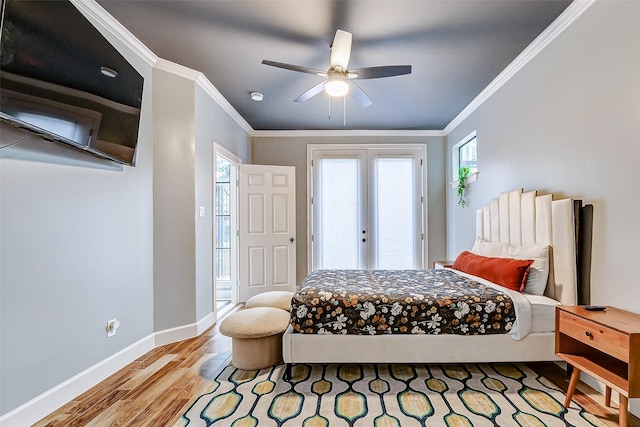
[176,363,606,426]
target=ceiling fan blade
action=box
[294,80,327,103]
[349,82,372,107]
[330,29,352,70]
[348,65,412,80]
[262,60,326,76]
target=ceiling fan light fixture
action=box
[325,75,349,97]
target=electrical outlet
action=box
[106,319,120,338]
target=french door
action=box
[309,145,426,271]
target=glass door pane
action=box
[313,154,365,270]
[215,155,233,310]
[372,157,417,269]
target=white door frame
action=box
[307,143,428,272]
[213,143,241,318]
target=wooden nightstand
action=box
[555,306,640,427]
[433,260,454,269]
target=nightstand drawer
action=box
[558,310,629,362]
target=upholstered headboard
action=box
[475,189,583,306]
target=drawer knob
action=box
[585,331,592,338]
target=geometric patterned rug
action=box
[176,363,607,426]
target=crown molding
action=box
[152,59,254,135]
[443,0,596,134]
[153,58,202,81]
[195,75,254,135]
[251,129,446,138]
[74,1,254,136]
[69,0,158,67]
[72,0,595,140]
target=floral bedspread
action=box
[290,269,515,335]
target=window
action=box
[213,144,240,318]
[215,156,232,282]
[459,136,477,172]
[452,131,478,182]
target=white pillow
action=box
[500,243,550,295]
[471,239,504,257]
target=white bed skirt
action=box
[282,326,558,364]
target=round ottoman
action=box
[244,291,294,311]
[220,307,290,370]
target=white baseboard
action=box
[197,311,217,335]
[153,312,217,347]
[0,335,154,427]
[0,313,218,427]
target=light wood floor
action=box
[34,318,233,427]
[35,310,639,427]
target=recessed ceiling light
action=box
[100,66,118,78]
[250,91,264,101]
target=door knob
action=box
[290,237,295,243]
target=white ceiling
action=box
[97,0,572,131]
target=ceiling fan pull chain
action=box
[328,97,331,120]
[343,96,347,127]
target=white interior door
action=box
[239,164,296,301]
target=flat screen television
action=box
[0,0,144,166]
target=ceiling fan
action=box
[262,29,412,107]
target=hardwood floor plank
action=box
[82,399,143,427]
[35,308,640,426]
[61,390,129,427]
[118,354,177,391]
[32,415,72,427]
[136,388,190,427]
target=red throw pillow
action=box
[452,251,534,292]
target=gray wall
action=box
[445,1,640,414]
[152,70,252,331]
[152,69,198,330]
[252,135,446,286]
[0,49,154,415]
[194,85,251,320]
[0,26,251,423]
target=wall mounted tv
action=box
[0,0,144,166]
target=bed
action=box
[282,188,590,371]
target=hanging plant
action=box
[457,166,471,207]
